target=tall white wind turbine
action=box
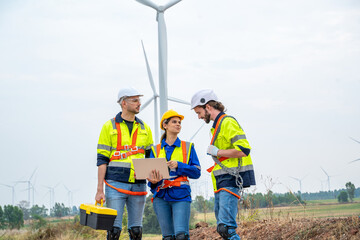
[136,0,190,141]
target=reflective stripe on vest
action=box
[110,118,145,161]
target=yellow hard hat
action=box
[160,109,184,130]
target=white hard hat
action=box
[117,87,143,103]
[191,89,218,109]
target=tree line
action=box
[0,201,79,230]
[301,184,358,201]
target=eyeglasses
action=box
[125,98,141,103]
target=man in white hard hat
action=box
[95,87,154,240]
[191,89,256,240]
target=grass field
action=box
[1,199,359,240]
[194,198,360,225]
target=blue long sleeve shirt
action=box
[148,137,201,202]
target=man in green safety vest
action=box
[95,87,154,240]
[191,89,256,240]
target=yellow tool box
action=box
[80,200,117,230]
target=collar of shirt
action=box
[115,112,143,125]
[212,112,226,128]
[161,137,181,149]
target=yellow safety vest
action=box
[152,141,192,165]
[209,114,255,191]
[97,117,153,183]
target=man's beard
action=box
[204,109,211,124]
[128,106,139,114]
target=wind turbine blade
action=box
[189,123,206,142]
[320,167,329,177]
[163,0,182,11]
[135,0,159,11]
[0,183,11,188]
[348,158,360,164]
[141,96,155,111]
[63,184,70,192]
[349,137,360,144]
[168,96,190,105]
[29,167,38,181]
[141,40,157,95]
[301,174,309,181]
[289,176,300,182]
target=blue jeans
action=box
[153,197,191,237]
[214,187,241,240]
[105,180,146,230]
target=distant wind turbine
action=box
[0,183,16,205]
[289,174,308,194]
[16,168,37,206]
[320,167,337,191]
[63,184,78,209]
[44,182,60,215]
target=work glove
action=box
[207,145,219,157]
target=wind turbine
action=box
[0,183,16,205]
[44,182,60,215]
[136,0,190,141]
[320,167,336,191]
[289,174,308,195]
[63,184,78,209]
[16,168,37,206]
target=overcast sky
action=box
[0,0,359,210]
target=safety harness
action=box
[105,118,148,196]
[151,141,190,202]
[207,114,244,200]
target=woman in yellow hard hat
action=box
[148,109,201,240]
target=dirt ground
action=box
[190,217,360,240]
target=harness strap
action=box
[110,118,144,161]
[104,180,147,196]
[206,157,228,172]
[214,188,241,199]
[151,176,189,203]
[207,114,229,172]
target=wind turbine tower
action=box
[135,0,191,141]
[135,0,182,116]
